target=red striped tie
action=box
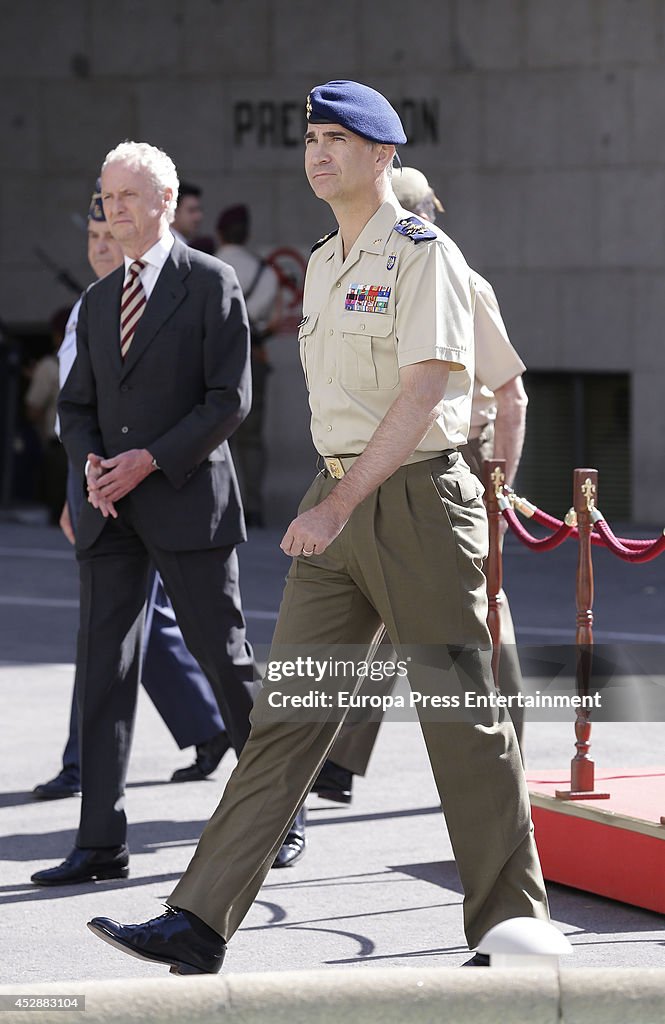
[120,259,146,359]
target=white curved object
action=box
[477,917,574,968]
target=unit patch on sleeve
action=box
[344,284,391,313]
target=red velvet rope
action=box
[526,505,655,549]
[501,507,574,551]
[592,519,665,563]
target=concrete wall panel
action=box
[0,0,89,79]
[527,0,598,69]
[441,170,529,270]
[559,270,633,370]
[631,272,665,371]
[454,0,526,71]
[272,1,361,76]
[0,84,42,172]
[358,0,455,75]
[523,170,597,268]
[484,70,631,169]
[90,0,181,76]
[630,66,665,163]
[598,168,665,268]
[136,78,228,172]
[42,81,137,175]
[181,0,272,76]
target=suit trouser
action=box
[75,507,255,848]
[63,573,225,771]
[169,454,548,949]
[327,429,525,776]
[141,573,225,748]
[62,474,224,773]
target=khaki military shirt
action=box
[298,196,475,457]
[469,274,526,438]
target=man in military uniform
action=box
[314,166,530,802]
[88,81,548,976]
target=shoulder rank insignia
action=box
[310,228,339,253]
[392,216,437,243]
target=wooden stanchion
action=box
[556,468,609,800]
[484,459,506,689]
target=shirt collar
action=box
[356,196,405,255]
[123,229,175,275]
[331,195,412,267]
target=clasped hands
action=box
[86,449,155,518]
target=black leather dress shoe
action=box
[311,759,354,804]
[32,768,81,801]
[170,731,231,782]
[273,807,306,868]
[88,907,226,975]
[31,845,129,886]
[461,952,490,967]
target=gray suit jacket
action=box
[58,238,251,551]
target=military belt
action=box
[322,450,452,479]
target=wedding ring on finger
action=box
[302,548,315,557]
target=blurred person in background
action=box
[215,204,281,527]
[24,308,70,523]
[171,182,204,244]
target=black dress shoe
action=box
[311,759,354,804]
[32,768,81,801]
[31,845,129,886]
[461,952,490,967]
[170,731,231,783]
[273,807,306,868]
[88,906,226,976]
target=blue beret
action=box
[88,178,105,222]
[306,80,407,145]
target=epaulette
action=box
[310,229,339,253]
[392,216,437,243]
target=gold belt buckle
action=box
[325,457,345,479]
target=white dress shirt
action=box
[123,229,175,301]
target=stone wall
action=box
[2,0,663,518]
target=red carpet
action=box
[527,768,665,913]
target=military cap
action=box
[88,178,105,222]
[393,167,444,215]
[306,80,407,145]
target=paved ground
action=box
[1,513,663,987]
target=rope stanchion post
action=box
[556,469,609,801]
[484,459,505,689]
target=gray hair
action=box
[101,141,179,223]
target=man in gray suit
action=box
[31,141,283,886]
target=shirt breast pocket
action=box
[298,312,319,389]
[339,312,398,391]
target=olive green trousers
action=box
[328,428,525,776]
[169,453,548,948]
